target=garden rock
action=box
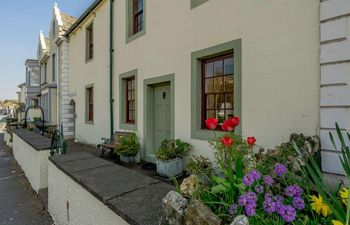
[180,175,197,197]
[183,200,222,225]
[231,215,249,225]
[162,191,188,225]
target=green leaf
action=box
[211,184,227,194]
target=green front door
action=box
[151,84,171,160]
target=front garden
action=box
[168,117,350,225]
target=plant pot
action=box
[120,155,136,163]
[156,158,184,178]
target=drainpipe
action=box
[109,0,114,138]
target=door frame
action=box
[143,74,175,163]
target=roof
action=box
[60,12,77,32]
[65,0,104,37]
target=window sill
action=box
[120,122,137,131]
[85,120,94,125]
[126,29,145,44]
[85,57,94,64]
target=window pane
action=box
[213,77,224,93]
[224,58,233,75]
[138,0,143,11]
[128,91,133,100]
[214,60,223,76]
[130,101,135,110]
[216,94,225,110]
[206,110,216,119]
[205,62,213,78]
[206,94,215,109]
[205,78,213,93]
[225,75,234,92]
[226,94,234,107]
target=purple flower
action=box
[285,185,296,197]
[294,185,302,197]
[263,196,276,214]
[274,164,287,176]
[242,174,254,186]
[263,175,274,186]
[278,205,296,223]
[246,191,257,201]
[244,204,256,217]
[229,204,238,215]
[254,185,264,194]
[292,197,305,210]
[238,194,248,206]
[285,185,303,197]
[249,169,261,181]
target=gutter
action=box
[64,0,104,37]
[109,0,114,137]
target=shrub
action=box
[115,133,140,156]
[155,139,191,160]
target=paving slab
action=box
[50,151,97,164]
[107,182,174,225]
[71,163,160,203]
[13,129,51,150]
[50,151,175,225]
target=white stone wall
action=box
[12,133,50,192]
[320,0,350,174]
[48,161,130,225]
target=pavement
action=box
[0,132,53,225]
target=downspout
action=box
[109,0,114,138]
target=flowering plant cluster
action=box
[192,118,350,225]
[230,164,306,223]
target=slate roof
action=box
[60,12,77,33]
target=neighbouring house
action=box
[65,0,320,164]
[37,3,76,135]
[16,82,26,121]
[24,59,40,108]
[320,0,350,174]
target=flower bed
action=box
[175,118,349,225]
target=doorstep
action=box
[49,152,174,225]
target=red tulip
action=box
[222,119,235,131]
[205,118,218,130]
[221,136,234,147]
[232,116,240,127]
[247,136,256,146]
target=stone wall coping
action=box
[49,152,174,225]
[13,129,51,151]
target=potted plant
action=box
[155,139,191,178]
[115,133,140,163]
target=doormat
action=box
[141,163,156,171]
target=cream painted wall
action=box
[112,0,320,161]
[69,0,320,161]
[68,1,110,144]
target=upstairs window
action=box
[126,77,136,124]
[202,53,234,128]
[133,0,144,34]
[86,23,94,61]
[52,20,56,37]
[126,0,145,43]
[86,85,94,123]
[52,53,56,82]
[44,63,47,83]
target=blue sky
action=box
[0,0,94,100]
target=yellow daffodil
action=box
[332,220,344,225]
[310,194,331,217]
[339,187,349,206]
